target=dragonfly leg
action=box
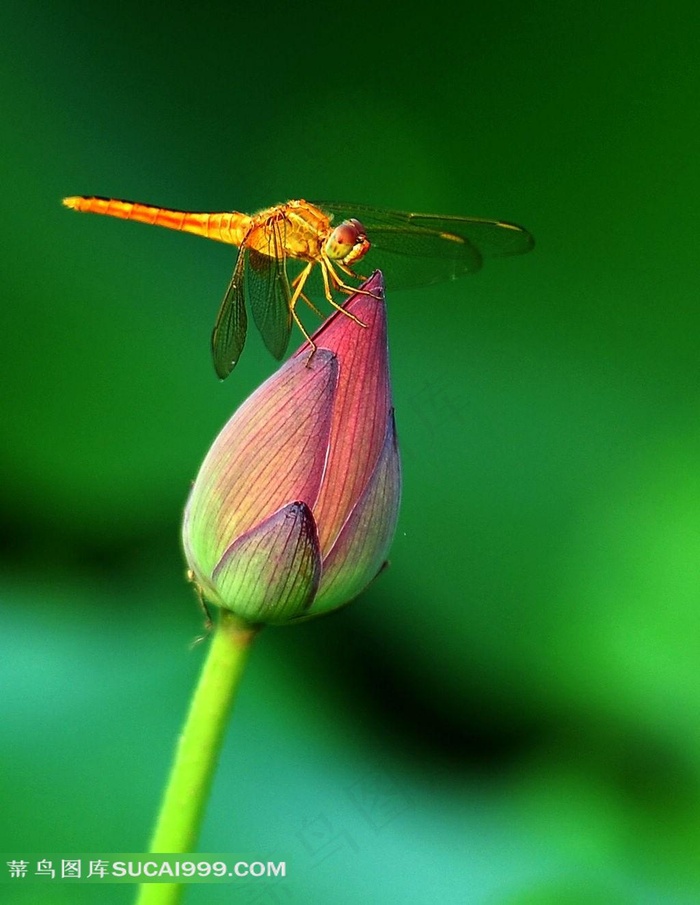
[291,308,317,368]
[290,305,317,367]
[299,291,324,318]
[288,262,318,363]
[327,258,381,301]
[320,261,367,327]
[336,260,367,282]
[288,261,313,314]
[291,269,324,317]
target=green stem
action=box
[135,609,260,905]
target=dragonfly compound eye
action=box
[325,219,370,264]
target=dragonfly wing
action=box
[315,202,534,288]
[246,221,292,360]
[211,246,248,379]
[355,225,483,288]
[318,203,534,256]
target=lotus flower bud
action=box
[182,271,401,625]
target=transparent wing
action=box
[211,246,248,379]
[246,219,293,360]
[315,202,534,289]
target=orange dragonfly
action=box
[62,196,534,379]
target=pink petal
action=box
[309,409,401,617]
[211,501,321,624]
[184,349,337,580]
[297,272,392,553]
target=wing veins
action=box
[211,245,248,379]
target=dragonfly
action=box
[62,196,534,379]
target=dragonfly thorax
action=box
[323,218,370,266]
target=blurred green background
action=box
[2,1,699,902]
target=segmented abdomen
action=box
[62,196,250,246]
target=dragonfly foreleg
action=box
[325,257,380,303]
[336,260,367,282]
[320,260,367,327]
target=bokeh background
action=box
[2,1,699,903]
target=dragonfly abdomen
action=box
[62,196,250,247]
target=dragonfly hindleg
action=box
[291,269,324,317]
[287,262,318,361]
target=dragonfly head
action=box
[324,218,370,266]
